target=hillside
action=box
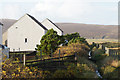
[0,19,118,39]
[0,19,17,34]
[56,23,118,39]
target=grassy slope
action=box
[86,39,118,44]
[56,23,118,39]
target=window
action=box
[25,38,27,43]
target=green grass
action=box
[86,39,118,44]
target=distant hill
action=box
[56,23,118,39]
[0,19,17,34]
[0,19,118,39]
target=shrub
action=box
[54,42,89,58]
[91,49,107,62]
[77,57,97,72]
[36,29,62,56]
[64,32,80,43]
[99,57,119,78]
[63,32,89,46]
[93,49,105,54]
[2,59,51,78]
[100,65,118,78]
[52,62,98,78]
[68,37,89,46]
[102,66,116,75]
[99,57,119,67]
[52,69,73,78]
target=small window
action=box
[25,38,27,43]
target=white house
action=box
[41,18,63,35]
[0,22,3,44]
[8,14,63,52]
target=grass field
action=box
[86,39,118,44]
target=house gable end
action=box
[26,14,48,30]
[42,18,63,32]
[8,14,47,31]
[7,14,47,51]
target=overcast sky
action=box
[0,0,119,25]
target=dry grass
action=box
[86,39,118,44]
[54,42,89,58]
[100,56,120,68]
[111,59,120,67]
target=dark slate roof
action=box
[27,14,48,30]
[46,18,63,32]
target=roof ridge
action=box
[27,14,48,30]
[43,18,63,32]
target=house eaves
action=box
[44,18,63,32]
[27,14,48,30]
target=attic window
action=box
[25,38,27,43]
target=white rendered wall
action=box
[8,14,45,51]
[0,25,2,44]
[41,19,63,36]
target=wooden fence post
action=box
[23,53,26,66]
[75,53,77,61]
[75,53,78,66]
[105,47,109,56]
